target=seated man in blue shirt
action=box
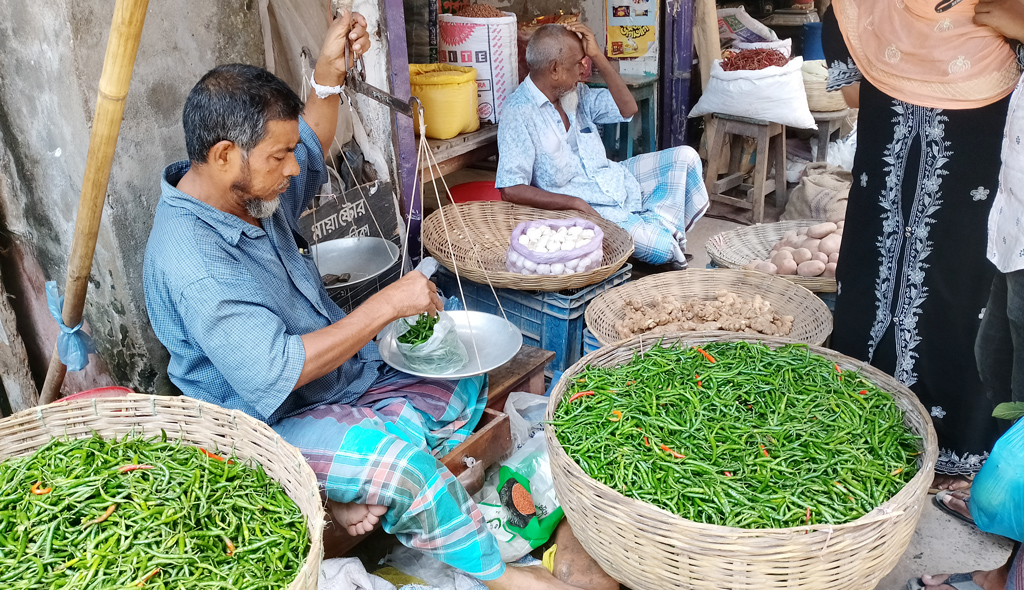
[143,11,579,590]
[496,23,709,269]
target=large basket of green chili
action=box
[544,333,938,590]
[0,394,324,590]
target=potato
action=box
[800,238,822,253]
[824,262,838,277]
[797,260,827,276]
[819,233,842,256]
[771,250,794,267]
[814,252,829,264]
[743,262,761,271]
[778,246,795,253]
[807,222,838,239]
[754,261,779,274]
[835,229,843,236]
[836,220,845,229]
[792,248,813,264]
[828,252,840,263]
[778,259,798,275]
[797,227,808,235]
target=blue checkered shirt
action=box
[144,118,382,425]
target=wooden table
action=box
[586,73,658,161]
[419,124,499,183]
[811,109,850,163]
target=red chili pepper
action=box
[857,390,868,396]
[117,464,155,473]
[760,444,769,458]
[659,444,685,459]
[644,436,650,447]
[608,410,623,422]
[30,481,52,495]
[693,347,716,364]
[84,504,117,527]
[136,567,161,587]
[724,471,733,477]
[225,538,236,557]
[806,507,811,524]
[835,364,842,374]
[567,390,595,403]
[697,381,702,388]
[890,468,904,476]
[625,381,635,386]
[199,448,235,464]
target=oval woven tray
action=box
[584,268,833,347]
[421,201,633,292]
[706,220,838,292]
[0,394,324,590]
[545,333,937,590]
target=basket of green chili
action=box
[544,333,938,590]
[0,394,324,590]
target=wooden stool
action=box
[811,109,850,162]
[586,73,658,161]
[704,114,787,225]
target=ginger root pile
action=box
[743,221,843,278]
[615,290,794,339]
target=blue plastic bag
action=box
[45,281,90,372]
[970,417,1024,542]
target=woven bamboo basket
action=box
[545,333,937,590]
[421,201,633,291]
[804,76,848,112]
[0,394,324,590]
[584,269,833,347]
[706,220,838,292]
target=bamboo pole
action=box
[39,0,150,405]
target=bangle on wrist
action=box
[310,73,345,100]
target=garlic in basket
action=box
[505,219,605,276]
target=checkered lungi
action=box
[272,369,504,580]
[595,146,709,265]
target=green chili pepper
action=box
[549,341,921,529]
[397,313,440,346]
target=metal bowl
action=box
[377,311,523,379]
[310,237,400,290]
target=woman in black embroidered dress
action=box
[823,0,1021,490]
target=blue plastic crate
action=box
[583,328,601,356]
[435,264,632,374]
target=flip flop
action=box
[906,572,984,590]
[933,490,976,526]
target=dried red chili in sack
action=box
[721,48,790,72]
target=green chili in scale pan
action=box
[397,313,439,346]
[0,435,309,589]
[550,341,921,529]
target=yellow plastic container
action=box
[409,64,480,140]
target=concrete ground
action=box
[431,166,1013,589]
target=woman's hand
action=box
[975,0,1024,44]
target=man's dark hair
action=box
[182,64,303,164]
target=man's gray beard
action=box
[559,87,579,116]
[244,195,281,219]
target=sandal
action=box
[933,490,976,527]
[906,572,985,590]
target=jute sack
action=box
[781,161,851,222]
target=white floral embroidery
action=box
[979,308,986,320]
[866,102,950,388]
[949,56,972,75]
[937,448,989,476]
[885,45,902,64]
[931,406,947,418]
[828,58,863,92]
[935,18,953,32]
[860,173,868,187]
[972,186,990,201]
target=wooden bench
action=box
[419,125,499,183]
[323,345,556,558]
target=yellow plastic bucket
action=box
[409,64,480,140]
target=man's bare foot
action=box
[552,521,618,590]
[326,500,388,536]
[932,474,972,492]
[937,490,973,522]
[481,564,585,590]
[920,568,1008,590]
